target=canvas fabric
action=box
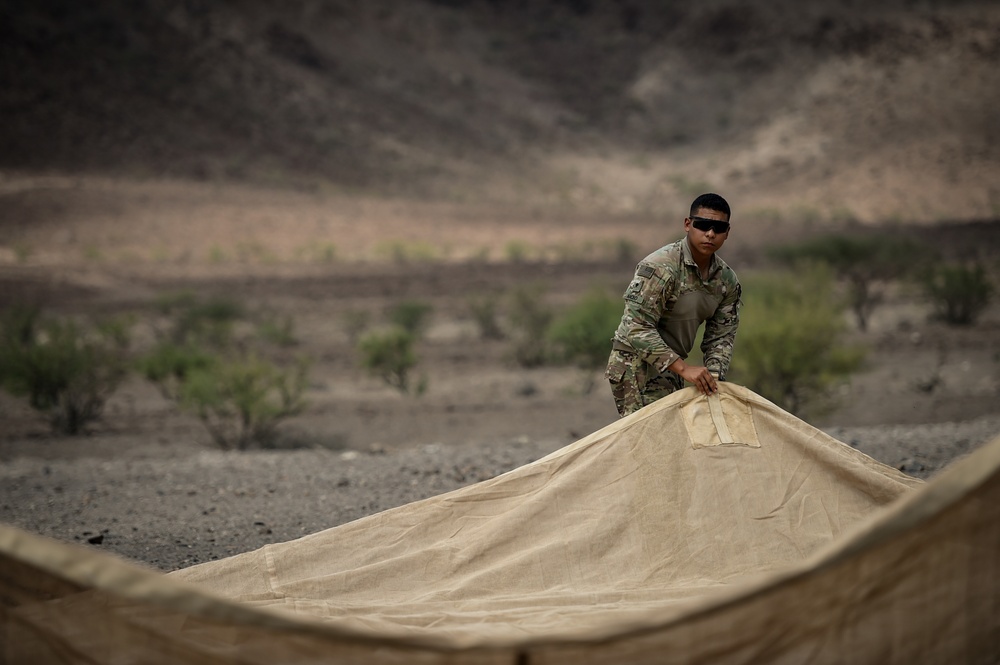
[2,383,999,664]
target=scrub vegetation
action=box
[137,293,311,450]
[547,287,622,393]
[505,283,554,369]
[729,269,866,418]
[356,301,434,395]
[768,234,928,331]
[358,326,426,396]
[0,307,131,434]
[920,263,995,326]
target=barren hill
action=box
[2,0,998,222]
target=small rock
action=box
[898,458,926,474]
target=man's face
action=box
[684,206,730,259]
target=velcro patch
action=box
[637,265,655,278]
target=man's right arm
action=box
[617,263,681,372]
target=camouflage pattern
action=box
[605,347,684,417]
[605,237,741,416]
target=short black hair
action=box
[690,193,731,219]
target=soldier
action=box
[606,193,741,417]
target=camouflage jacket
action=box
[613,237,741,379]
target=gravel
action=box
[2,418,999,572]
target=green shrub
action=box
[768,234,928,331]
[729,269,865,417]
[388,300,433,336]
[0,307,131,434]
[375,239,440,263]
[154,291,244,347]
[142,292,311,448]
[547,287,621,392]
[504,240,531,263]
[506,283,553,368]
[316,243,338,263]
[256,312,298,347]
[467,293,505,340]
[136,342,216,400]
[208,246,228,263]
[920,263,994,325]
[358,327,425,394]
[180,355,309,450]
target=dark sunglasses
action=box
[689,216,731,234]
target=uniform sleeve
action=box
[701,280,741,380]
[618,263,682,372]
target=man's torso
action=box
[614,238,738,361]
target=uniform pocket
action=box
[605,355,628,383]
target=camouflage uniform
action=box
[606,237,741,417]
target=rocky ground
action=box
[1,409,998,573]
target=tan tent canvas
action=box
[2,383,998,664]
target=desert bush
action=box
[920,263,994,325]
[256,311,298,347]
[768,234,927,331]
[180,355,310,450]
[504,240,531,263]
[388,300,433,336]
[375,239,440,263]
[317,243,337,263]
[547,287,621,392]
[729,269,865,417]
[467,293,505,340]
[505,283,553,368]
[0,306,131,434]
[358,326,425,394]
[208,246,228,263]
[141,292,311,448]
[154,291,244,347]
[136,342,216,400]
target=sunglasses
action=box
[689,216,731,234]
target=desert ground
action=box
[1,177,999,572]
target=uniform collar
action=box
[680,236,721,278]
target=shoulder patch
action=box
[637,265,655,278]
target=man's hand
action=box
[666,359,718,395]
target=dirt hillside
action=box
[1,0,998,220]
